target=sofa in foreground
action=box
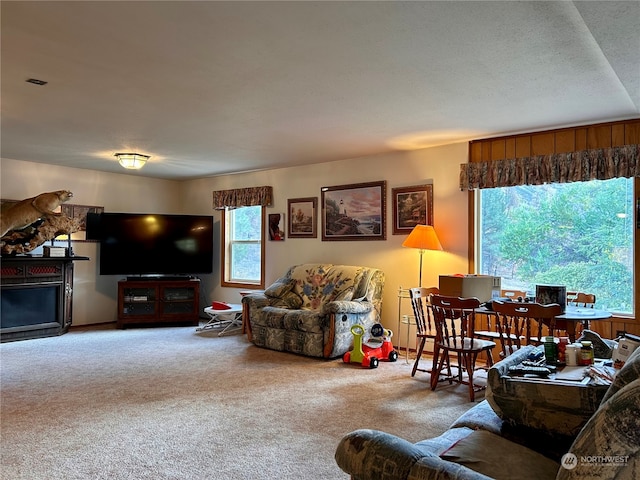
[242,263,384,358]
[335,345,640,480]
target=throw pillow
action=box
[265,279,295,298]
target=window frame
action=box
[220,206,266,289]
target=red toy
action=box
[343,323,398,368]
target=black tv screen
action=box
[87,213,214,276]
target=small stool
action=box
[197,304,243,336]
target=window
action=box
[478,177,634,314]
[221,206,265,288]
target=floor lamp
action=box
[402,225,443,287]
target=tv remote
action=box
[522,360,544,367]
[508,365,551,377]
[522,360,557,372]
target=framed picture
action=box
[287,197,317,238]
[321,180,386,241]
[392,184,433,235]
[268,213,285,241]
[60,204,104,241]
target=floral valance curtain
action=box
[459,144,639,190]
[212,186,273,210]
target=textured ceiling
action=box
[1,1,639,180]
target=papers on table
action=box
[554,366,587,381]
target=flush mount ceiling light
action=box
[26,78,48,86]
[115,152,149,170]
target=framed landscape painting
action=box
[321,181,386,241]
[392,184,433,235]
[288,197,317,238]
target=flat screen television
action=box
[87,213,214,276]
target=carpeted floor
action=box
[1,324,480,479]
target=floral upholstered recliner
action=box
[241,264,385,358]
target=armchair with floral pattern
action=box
[242,264,385,358]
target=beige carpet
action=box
[1,324,479,479]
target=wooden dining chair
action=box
[408,287,440,377]
[430,295,495,402]
[492,301,563,358]
[568,292,596,330]
[500,289,527,301]
[493,302,562,357]
[553,292,596,335]
[572,292,596,308]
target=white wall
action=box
[185,142,471,343]
[1,143,470,340]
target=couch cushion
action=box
[440,430,559,480]
[557,377,640,480]
[450,400,503,435]
[270,291,303,309]
[283,309,324,334]
[257,306,289,329]
[289,264,363,310]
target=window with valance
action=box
[212,186,273,210]
[464,144,637,315]
[459,144,639,190]
[212,186,271,289]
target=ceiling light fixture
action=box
[115,152,149,170]
[26,78,48,86]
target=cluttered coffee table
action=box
[486,346,612,438]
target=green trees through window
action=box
[479,177,633,314]
[223,205,264,286]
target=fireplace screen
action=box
[1,286,59,329]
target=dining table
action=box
[554,305,612,342]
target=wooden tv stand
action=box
[117,278,200,329]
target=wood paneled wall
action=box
[469,118,640,162]
[467,118,640,337]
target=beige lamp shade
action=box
[402,225,443,287]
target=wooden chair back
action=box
[492,301,562,357]
[430,294,495,401]
[430,295,481,350]
[500,289,527,301]
[571,292,596,308]
[566,291,579,304]
[409,287,439,338]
